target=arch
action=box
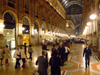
[41,21,46,29]
[41,24,45,30]
[22,16,31,25]
[2,10,18,22]
[65,1,83,9]
[34,20,40,27]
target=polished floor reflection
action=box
[0,44,100,75]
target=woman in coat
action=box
[14,47,21,68]
[5,45,11,65]
[20,46,26,68]
[49,50,61,75]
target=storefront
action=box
[3,12,16,49]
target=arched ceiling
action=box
[71,16,82,26]
[59,0,83,35]
[59,0,83,15]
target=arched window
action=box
[22,18,29,34]
[42,24,45,30]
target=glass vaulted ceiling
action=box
[59,0,83,15]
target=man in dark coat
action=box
[36,50,48,75]
[49,50,61,75]
[83,44,92,69]
[42,42,49,59]
[42,42,49,51]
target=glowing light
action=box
[7,32,9,34]
[87,22,91,26]
[26,30,28,32]
[22,27,25,30]
[90,14,96,20]
[34,29,37,33]
[83,26,89,35]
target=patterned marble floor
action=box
[0,44,100,75]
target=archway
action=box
[3,12,16,49]
[22,18,30,46]
[41,24,45,33]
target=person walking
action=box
[36,50,48,75]
[0,47,4,65]
[28,45,33,60]
[20,46,26,68]
[42,42,49,59]
[5,45,11,65]
[51,45,56,53]
[60,44,66,66]
[83,44,92,69]
[42,42,49,51]
[24,43,27,58]
[49,50,61,75]
[65,45,70,61]
[14,47,21,68]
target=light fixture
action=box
[22,27,25,30]
[87,22,91,26]
[26,30,28,32]
[7,32,9,34]
[66,23,69,27]
[90,14,96,20]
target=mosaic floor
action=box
[0,44,100,75]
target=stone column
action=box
[17,23,23,46]
[39,28,42,45]
[30,25,34,45]
[0,19,4,47]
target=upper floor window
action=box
[25,0,29,10]
[25,0,29,14]
[8,0,15,8]
[43,10,45,20]
[8,0,14,3]
[36,6,38,17]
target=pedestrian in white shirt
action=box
[14,47,21,68]
[65,46,70,61]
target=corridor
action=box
[0,44,100,75]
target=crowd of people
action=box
[0,40,92,75]
[36,42,70,75]
[0,43,34,68]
